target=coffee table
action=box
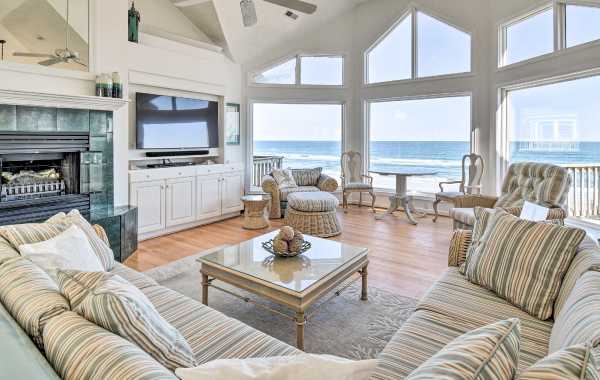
[197,231,369,350]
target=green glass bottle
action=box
[128,2,140,43]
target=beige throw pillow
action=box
[520,344,600,380]
[272,168,297,189]
[463,210,586,320]
[57,270,196,370]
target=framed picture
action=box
[225,103,240,145]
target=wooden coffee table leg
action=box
[360,264,368,301]
[201,273,209,305]
[295,311,305,350]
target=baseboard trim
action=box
[138,211,242,241]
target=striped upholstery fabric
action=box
[463,210,585,320]
[47,209,115,270]
[110,262,159,290]
[405,318,520,380]
[140,285,300,363]
[43,311,177,380]
[550,270,600,353]
[459,207,496,274]
[449,207,477,226]
[0,222,67,249]
[418,268,552,368]
[0,256,69,348]
[0,236,19,260]
[520,344,600,380]
[494,162,571,209]
[448,229,472,267]
[58,270,196,370]
[287,191,339,212]
[292,168,322,186]
[279,186,320,201]
[554,248,600,319]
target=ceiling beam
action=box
[172,0,212,7]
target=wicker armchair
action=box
[340,151,375,212]
[449,162,571,229]
[262,167,338,219]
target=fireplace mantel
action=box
[0,89,128,112]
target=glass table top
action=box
[197,231,368,293]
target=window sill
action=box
[363,71,476,88]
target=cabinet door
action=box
[165,177,196,227]
[130,180,165,234]
[221,172,244,214]
[197,175,222,220]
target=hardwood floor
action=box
[126,208,453,299]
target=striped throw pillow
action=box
[406,318,520,380]
[550,270,600,353]
[47,210,115,271]
[464,210,586,320]
[0,222,68,248]
[520,344,600,380]
[0,256,69,349]
[292,168,322,186]
[58,270,196,370]
[459,207,496,274]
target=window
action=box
[366,9,471,84]
[503,7,554,66]
[252,103,343,181]
[505,74,600,166]
[566,4,600,48]
[251,55,344,86]
[500,3,600,67]
[368,96,471,193]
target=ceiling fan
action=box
[13,0,86,67]
[240,0,317,27]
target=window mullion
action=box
[555,2,567,51]
[296,55,301,85]
[412,9,418,79]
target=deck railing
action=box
[252,156,284,187]
[563,164,600,218]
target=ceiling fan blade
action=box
[71,58,87,67]
[13,52,55,58]
[38,58,64,66]
[240,0,257,27]
[263,0,316,14]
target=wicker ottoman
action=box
[285,192,341,238]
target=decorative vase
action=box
[128,2,140,43]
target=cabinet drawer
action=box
[130,166,197,183]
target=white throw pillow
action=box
[18,225,104,280]
[272,168,297,189]
[175,354,376,380]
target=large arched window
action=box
[365,8,472,84]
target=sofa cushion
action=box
[520,344,600,380]
[550,270,600,354]
[140,285,300,363]
[405,318,520,380]
[287,191,339,212]
[58,270,196,371]
[292,168,322,186]
[463,210,585,320]
[555,248,600,319]
[280,186,320,201]
[44,311,177,380]
[47,209,115,271]
[0,256,69,349]
[418,268,552,368]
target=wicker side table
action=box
[241,195,270,230]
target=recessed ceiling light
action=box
[36,35,45,41]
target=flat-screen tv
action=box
[136,93,219,150]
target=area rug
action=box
[144,247,417,360]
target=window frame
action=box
[364,92,475,194]
[248,53,346,88]
[498,0,600,69]
[364,5,474,86]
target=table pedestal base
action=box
[374,174,427,225]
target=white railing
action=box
[563,164,600,218]
[252,156,284,187]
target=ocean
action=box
[254,140,600,193]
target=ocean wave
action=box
[266,154,462,167]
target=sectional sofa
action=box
[1,221,599,379]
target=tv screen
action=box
[136,93,219,149]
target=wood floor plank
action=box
[126,208,453,299]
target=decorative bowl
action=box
[262,239,311,258]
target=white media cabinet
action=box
[129,163,244,240]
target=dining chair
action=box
[340,151,376,212]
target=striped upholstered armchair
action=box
[449,162,571,229]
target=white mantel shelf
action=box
[0,89,129,111]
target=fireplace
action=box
[0,132,91,225]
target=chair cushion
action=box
[43,311,177,380]
[436,191,464,200]
[550,270,600,353]
[344,182,372,190]
[520,344,600,380]
[280,186,320,201]
[450,208,476,226]
[0,256,69,349]
[292,168,322,186]
[494,162,571,209]
[58,270,196,371]
[287,192,339,212]
[463,210,586,320]
[405,318,520,380]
